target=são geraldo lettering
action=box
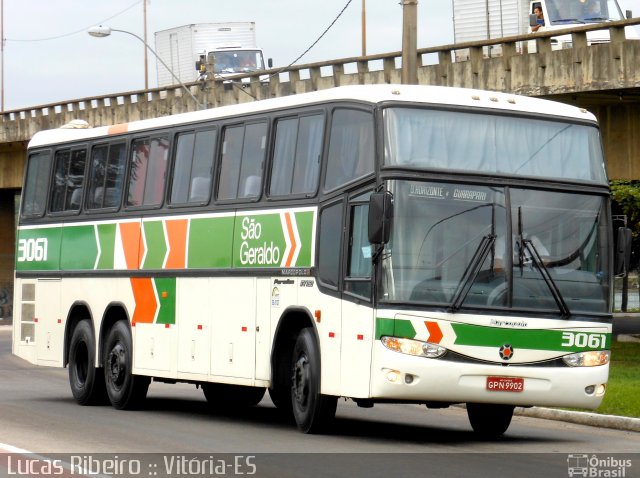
[240,217,281,266]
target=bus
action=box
[13,84,616,437]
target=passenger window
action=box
[217,122,267,200]
[324,109,375,192]
[126,136,170,207]
[87,142,125,210]
[270,114,324,197]
[318,202,343,288]
[22,151,51,217]
[170,129,216,205]
[345,202,372,299]
[50,148,87,213]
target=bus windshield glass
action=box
[379,180,611,314]
[384,107,607,184]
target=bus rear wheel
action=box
[68,320,106,405]
[290,328,337,434]
[466,403,515,437]
[104,321,150,410]
[202,383,266,408]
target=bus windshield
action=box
[379,180,611,314]
[384,107,607,184]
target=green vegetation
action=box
[596,340,640,418]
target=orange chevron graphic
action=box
[165,219,188,269]
[284,212,297,267]
[425,321,443,344]
[131,278,157,324]
[119,222,144,270]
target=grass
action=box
[594,340,640,418]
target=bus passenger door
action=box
[340,195,374,398]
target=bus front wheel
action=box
[103,321,150,410]
[68,320,106,405]
[466,403,514,437]
[290,328,337,434]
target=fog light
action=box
[405,374,414,384]
[386,370,400,383]
[585,385,595,395]
[596,384,606,396]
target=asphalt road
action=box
[0,328,638,478]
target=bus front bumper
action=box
[369,342,609,409]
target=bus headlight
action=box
[562,350,610,367]
[381,336,446,358]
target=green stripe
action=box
[451,323,611,352]
[96,223,116,270]
[375,317,416,340]
[142,221,167,269]
[60,225,97,270]
[188,216,234,268]
[154,277,176,325]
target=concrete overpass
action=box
[0,18,639,318]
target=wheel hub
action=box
[108,342,126,386]
[292,354,309,407]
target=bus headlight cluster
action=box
[562,350,610,367]
[381,336,446,358]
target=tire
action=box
[290,328,337,434]
[103,321,150,410]
[202,383,266,408]
[68,320,107,405]
[466,403,515,438]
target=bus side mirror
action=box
[626,10,633,19]
[268,58,273,68]
[368,192,393,245]
[615,227,632,276]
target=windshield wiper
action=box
[449,234,496,313]
[522,239,571,318]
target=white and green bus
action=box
[13,85,617,436]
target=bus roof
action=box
[27,84,597,148]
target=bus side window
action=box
[318,202,343,289]
[324,109,374,192]
[50,148,87,213]
[270,114,324,197]
[345,202,372,299]
[218,122,267,200]
[87,142,125,210]
[127,136,170,207]
[170,129,216,205]
[21,151,51,217]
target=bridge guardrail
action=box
[2,18,640,143]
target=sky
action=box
[2,0,638,110]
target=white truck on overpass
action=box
[154,22,271,86]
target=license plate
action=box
[486,376,524,392]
